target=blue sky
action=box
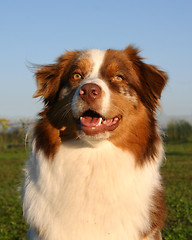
[0,0,192,119]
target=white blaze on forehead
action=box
[85,49,106,78]
[72,48,110,118]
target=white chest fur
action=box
[23,140,163,240]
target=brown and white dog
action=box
[23,45,168,240]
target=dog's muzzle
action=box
[73,82,121,136]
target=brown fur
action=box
[33,51,80,104]
[99,47,167,165]
[108,92,160,165]
[124,46,167,112]
[142,188,166,239]
[33,115,61,158]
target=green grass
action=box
[0,143,191,239]
[0,148,28,240]
[162,143,192,239]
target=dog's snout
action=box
[79,83,101,103]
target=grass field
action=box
[0,148,28,240]
[0,143,192,240]
[162,143,192,239]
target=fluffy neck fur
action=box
[23,139,164,240]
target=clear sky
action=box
[0,0,192,119]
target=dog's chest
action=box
[25,141,160,240]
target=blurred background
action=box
[0,0,192,123]
[0,1,192,239]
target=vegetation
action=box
[0,148,28,239]
[0,119,30,239]
[0,118,32,151]
[0,119,192,239]
[162,143,192,239]
[166,120,192,143]
[0,118,10,130]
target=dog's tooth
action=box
[113,117,119,122]
[96,117,102,126]
[106,119,113,126]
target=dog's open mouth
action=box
[78,109,121,135]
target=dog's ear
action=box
[33,51,79,104]
[141,64,168,99]
[125,45,168,111]
[33,63,61,103]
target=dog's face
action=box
[33,46,167,143]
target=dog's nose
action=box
[79,83,101,103]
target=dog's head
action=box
[33,46,167,144]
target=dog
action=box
[23,45,168,240]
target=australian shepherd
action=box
[23,45,168,240]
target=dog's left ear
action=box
[140,64,168,100]
[125,45,168,110]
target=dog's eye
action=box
[72,73,82,80]
[113,75,123,82]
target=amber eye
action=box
[72,73,82,80]
[113,75,123,82]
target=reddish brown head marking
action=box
[32,45,168,163]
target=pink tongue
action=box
[80,116,101,127]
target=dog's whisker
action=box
[60,108,72,121]
[110,103,126,115]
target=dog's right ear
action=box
[33,63,61,103]
[33,51,79,104]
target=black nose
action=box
[79,83,101,103]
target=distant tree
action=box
[0,118,34,150]
[166,120,192,143]
[0,118,10,130]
